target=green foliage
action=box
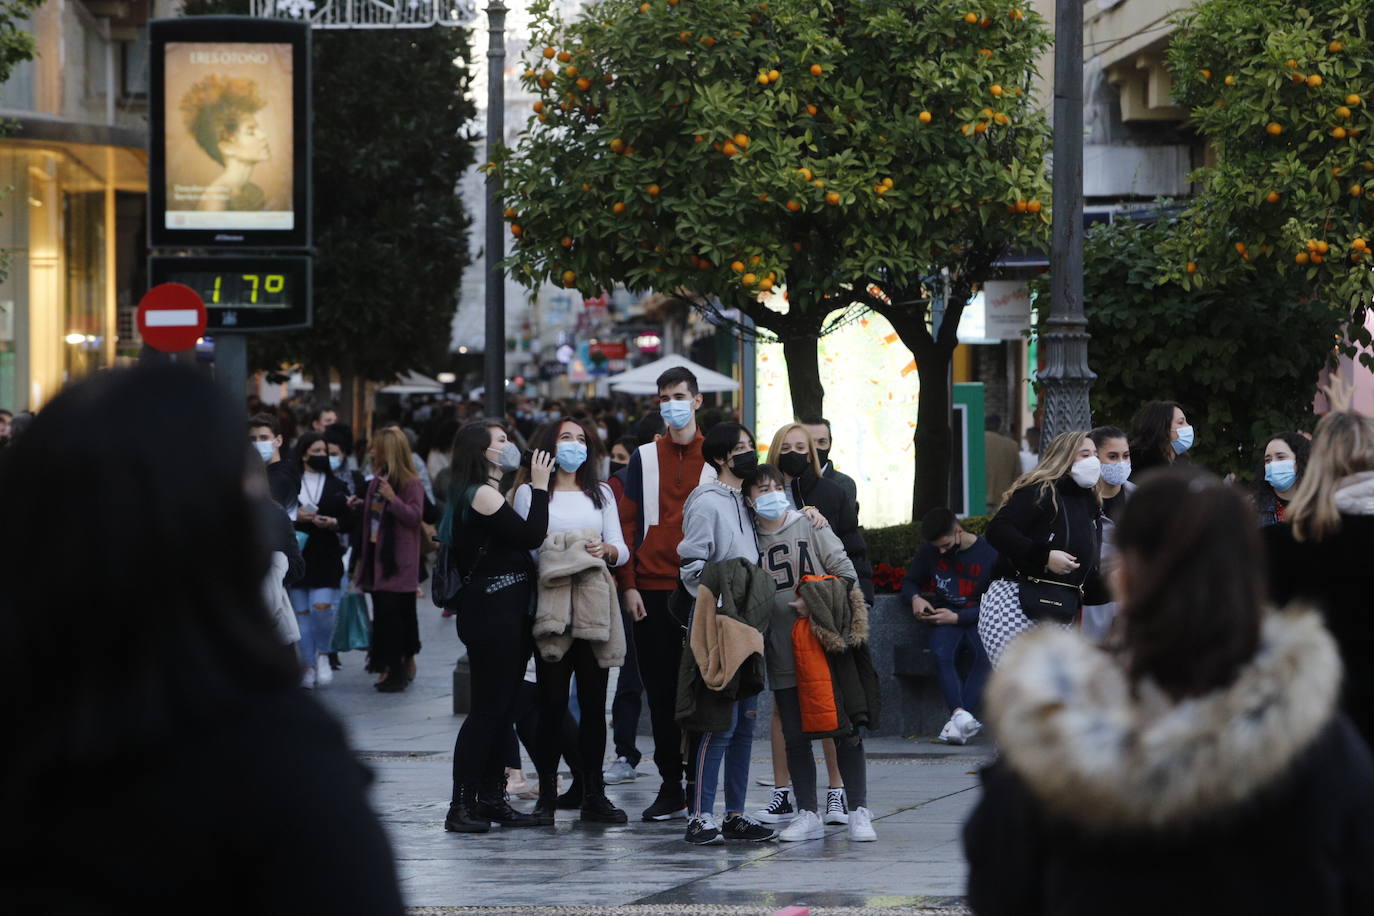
[1061,218,1345,477]
[1162,0,1374,363]
[0,0,43,286]
[185,0,478,380]
[496,0,1053,340]
[865,514,990,569]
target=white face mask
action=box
[1071,455,1102,488]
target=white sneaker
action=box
[824,787,848,825]
[300,667,316,690]
[939,713,963,745]
[604,757,638,785]
[779,809,825,842]
[952,708,981,743]
[315,655,333,686]
[848,806,877,842]
[755,773,776,787]
[753,787,796,824]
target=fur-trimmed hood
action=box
[1334,470,1374,516]
[795,575,870,653]
[987,609,1341,830]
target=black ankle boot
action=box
[557,774,584,810]
[476,772,545,828]
[530,774,559,824]
[580,775,628,824]
[444,784,491,833]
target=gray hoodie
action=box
[678,480,759,596]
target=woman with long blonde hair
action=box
[355,426,426,693]
[978,430,1105,669]
[1266,408,1374,746]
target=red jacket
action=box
[615,433,705,593]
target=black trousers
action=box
[634,589,687,786]
[610,607,643,765]
[773,687,867,812]
[452,578,533,789]
[534,640,609,786]
[370,590,419,678]
[504,679,582,774]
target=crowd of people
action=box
[4,363,1374,911]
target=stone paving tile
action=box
[316,610,991,912]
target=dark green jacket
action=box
[796,575,882,738]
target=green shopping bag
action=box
[331,592,371,652]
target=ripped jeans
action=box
[289,586,340,664]
[688,693,757,818]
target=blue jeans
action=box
[928,623,990,718]
[290,586,340,664]
[689,693,757,817]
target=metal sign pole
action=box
[216,334,249,408]
[483,0,508,421]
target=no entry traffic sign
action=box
[137,283,207,353]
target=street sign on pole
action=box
[137,283,208,353]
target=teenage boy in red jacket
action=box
[617,366,711,821]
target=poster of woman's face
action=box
[163,42,294,231]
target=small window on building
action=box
[121,30,148,100]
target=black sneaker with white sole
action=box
[642,782,689,822]
[684,814,724,845]
[753,787,796,824]
[722,813,778,842]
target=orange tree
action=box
[1162,0,1374,365]
[495,0,1051,517]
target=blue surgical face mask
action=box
[1265,459,1297,493]
[555,441,587,472]
[488,442,521,472]
[329,454,343,472]
[660,399,695,430]
[253,440,275,463]
[1100,460,1131,487]
[752,490,790,521]
[1172,425,1195,455]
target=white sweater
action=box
[513,483,629,568]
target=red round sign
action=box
[137,283,208,353]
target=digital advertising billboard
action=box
[149,17,310,249]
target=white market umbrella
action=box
[378,370,445,394]
[605,353,740,395]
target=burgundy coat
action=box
[355,475,424,594]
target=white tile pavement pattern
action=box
[315,605,989,914]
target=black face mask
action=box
[306,455,332,473]
[777,451,811,478]
[815,448,831,469]
[728,450,759,477]
[609,460,628,477]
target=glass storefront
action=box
[0,140,146,412]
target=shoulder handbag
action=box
[1019,492,1085,624]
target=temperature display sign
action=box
[149,255,311,330]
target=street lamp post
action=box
[1039,0,1095,446]
[483,0,508,420]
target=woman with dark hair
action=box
[966,467,1374,915]
[1254,432,1311,527]
[1127,400,1193,479]
[354,427,425,693]
[1080,426,1133,643]
[0,366,402,912]
[440,421,554,834]
[512,418,631,824]
[978,430,1105,667]
[291,431,351,688]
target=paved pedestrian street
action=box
[316,609,992,915]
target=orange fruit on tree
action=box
[511,224,523,237]
[577,77,592,91]
[612,201,626,215]
[757,72,770,86]
[731,260,745,273]
[1308,74,1324,87]
[609,137,626,153]
[994,112,1009,125]
[759,278,774,291]
[990,84,1003,96]
[701,36,716,47]
[503,207,517,219]
[1333,126,1348,139]
[533,100,544,113]
[1348,94,1363,106]
[919,110,932,123]
[639,2,650,11]
[542,46,556,59]
[647,183,661,196]
[1009,8,1023,19]
[581,182,591,191]
[1337,105,1353,118]
[1224,75,1236,86]
[768,69,781,83]
[722,141,739,156]
[875,184,888,195]
[1329,40,1344,53]
[757,193,769,202]
[825,191,840,206]
[1355,238,1369,250]
[561,236,573,248]
[806,104,819,116]
[786,199,802,212]
[734,132,750,148]
[1296,251,1310,264]
[742,272,757,286]
[1353,184,1365,197]
[564,65,579,78]
[964,11,978,23]
[693,134,704,143]
[1015,199,1028,213]
[978,48,992,57]
[749,255,761,265]
[557,50,572,63]
[797,167,813,181]
[980,17,991,27]
[1185,261,1197,274]
[562,270,577,288]
[1266,190,1281,203]
[1291,72,1306,83]
[812,179,826,188]
[1312,252,1325,263]
[810,64,823,76]
[537,113,548,122]
[1287,59,1298,69]
[1199,68,1211,80]
[974,121,988,133]
[1235,241,1247,255]
[1027,199,1042,213]
[1316,240,1330,253]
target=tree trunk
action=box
[309,361,331,407]
[912,348,954,521]
[338,365,358,429]
[781,334,824,420]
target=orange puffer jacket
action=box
[790,574,881,738]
